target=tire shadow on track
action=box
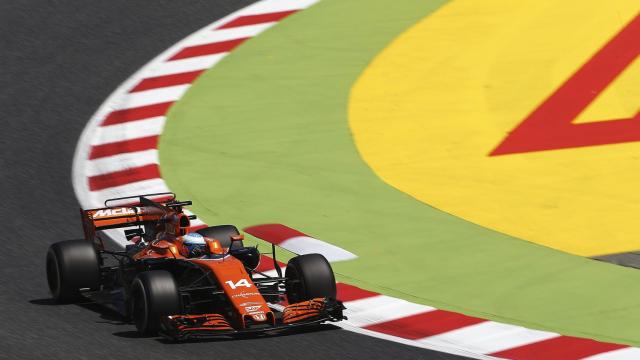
[29,297,127,324]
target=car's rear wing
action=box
[102,192,176,208]
[81,192,195,247]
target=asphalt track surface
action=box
[0,1,469,359]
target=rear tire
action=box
[46,240,100,302]
[196,224,243,249]
[285,254,336,303]
[130,270,181,335]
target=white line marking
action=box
[419,321,559,355]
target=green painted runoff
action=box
[160,0,640,345]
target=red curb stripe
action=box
[363,310,485,340]
[490,336,628,359]
[336,283,379,302]
[244,223,307,245]
[217,10,298,29]
[89,136,159,160]
[168,38,248,61]
[88,164,160,191]
[490,13,640,155]
[255,255,275,272]
[102,102,173,126]
[130,70,205,92]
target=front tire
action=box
[46,240,100,302]
[130,270,181,335]
[285,254,336,303]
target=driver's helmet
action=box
[182,232,207,258]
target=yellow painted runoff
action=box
[349,0,639,256]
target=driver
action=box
[181,232,208,258]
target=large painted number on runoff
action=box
[225,279,252,289]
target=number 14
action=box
[225,279,252,289]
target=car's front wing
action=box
[159,298,345,341]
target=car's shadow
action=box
[29,297,126,324]
[30,298,343,343]
[112,330,149,339]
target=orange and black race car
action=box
[45,193,344,341]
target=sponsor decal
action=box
[244,305,262,313]
[94,207,136,217]
[231,292,260,299]
[251,312,267,321]
[239,302,262,307]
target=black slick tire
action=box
[46,240,100,303]
[130,270,181,335]
[285,254,337,303]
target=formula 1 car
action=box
[46,193,344,340]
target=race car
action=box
[45,192,344,340]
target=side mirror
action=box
[206,238,223,255]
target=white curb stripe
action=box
[145,55,227,78]
[419,321,560,355]
[279,235,358,262]
[85,149,158,177]
[180,23,275,48]
[243,224,358,263]
[336,323,497,360]
[343,295,435,327]
[244,0,318,14]
[90,117,165,145]
[109,85,189,111]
